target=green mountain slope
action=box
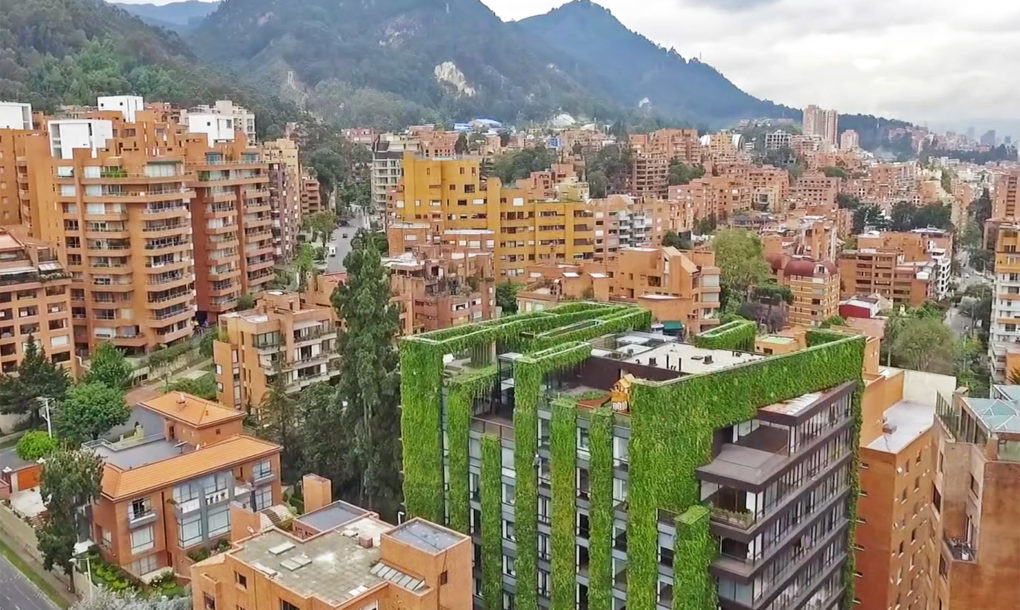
[517,0,797,128]
[112,0,219,32]
[188,0,615,127]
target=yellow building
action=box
[989,224,1020,380]
[387,154,596,279]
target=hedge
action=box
[691,319,756,351]
[447,366,498,534]
[481,434,503,610]
[587,407,614,610]
[550,398,577,609]
[626,333,865,610]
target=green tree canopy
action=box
[260,366,303,483]
[496,282,522,315]
[662,230,693,250]
[15,430,57,461]
[0,336,69,427]
[305,210,339,248]
[57,381,129,444]
[83,342,132,392]
[887,316,954,373]
[712,229,772,301]
[237,293,257,310]
[666,160,705,186]
[492,146,559,185]
[37,449,104,592]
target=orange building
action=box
[992,170,1019,221]
[932,384,1020,609]
[990,225,1020,381]
[856,229,953,301]
[263,138,304,261]
[88,392,282,579]
[773,257,840,327]
[838,249,934,307]
[300,174,323,216]
[0,228,76,375]
[789,170,839,210]
[190,496,471,610]
[213,291,339,411]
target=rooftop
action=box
[229,518,401,606]
[139,392,244,429]
[388,519,463,554]
[866,399,934,453]
[962,395,1020,434]
[296,501,369,533]
[593,332,762,375]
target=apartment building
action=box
[989,224,1020,381]
[401,305,864,609]
[372,133,422,212]
[190,489,471,610]
[384,246,495,334]
[184,135,273,322]
[300,174,323,216]
[789,171,839,211]
[387,154,596,279]
[213,291,338,411]
[88,392,282,579]
[0,103,36,223]
[263,138,303,261]
[0,228,76,375]
[630,153,669,199]
[992,170,1019,221]
[932,384,1020,609]
[182,100,257,143]
[838,249,933,307]
[855,363,954,610]
[857,229,953,300]
[770,256,840,327]
[839,130,859,151]
[802,105,839,149]
[669,175,751,226]
[0,101,33,130]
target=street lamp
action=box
[72,553,94,600]
[38,397,53,438]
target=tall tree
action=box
[454,132,469,154]
[57,381,130,444]
[301,382,356,497]
[712,229,772,302]
[496,282,522,314]
[331,236,402,518]
[888,317,954,373]
[0,336,69,427]
[259,365,302,482]
[37,449,103,594]
[83,342,132,392]
[305,210,339,248]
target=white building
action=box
[183,100,256,143]
[0,102,33,130]
[97,95,144,122]
[373,134,422,213]
[186,113,235,146]
[764,130,791,151]
[48,119,114,159]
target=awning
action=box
[662,321,685,331]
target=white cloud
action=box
[483,0,1020,133]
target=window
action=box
[179,512,202,547]
[130,526,154,554]
[440,570,448,585]
[253,459,272,479]
[130,497,150,520]
[129,553,157,576]
[235,572,247,589]
[208,504,230,537]
[203,594,216,610]
[970,474,980,497]
[281,602,300,610]
[254,486,272,511]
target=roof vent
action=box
[177,393,187,405]
[268,542,295,556]
[703,355,713,365]
[359,534,374,549]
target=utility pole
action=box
[39,396,53,437]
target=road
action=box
[325,207,372,274]
[0,554,58,610]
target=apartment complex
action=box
[263,138,303,261]
[182,100,257,143]
[992,170,1019,221]
[838,249,934,307]
[371,133,422,212]
[300,174,323,216]
[932,384,1020,609]
[770,256,840,327]
[856,229,953,301]
[0,228,76,375]
[401,305,864,609]
[88,392,282,579]
[387,154,596,279]
[213,291,339,410]
[802,105,839,149]
[191,491,471,610]
[384,246,495,334]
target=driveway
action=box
[0,554,58,610]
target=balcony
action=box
[128,510,157,529]
[945,537,976,562]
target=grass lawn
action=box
[0,534,71,609]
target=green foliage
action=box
[332,233,402,518]
[667,160,705,186]
[496,282,522,315]
[236,293,256,311]
[199,331,216,358]
[837,193,861,209]
[586,144,633,198]
[956,338,990,398]
[57,381,129,444]
[84,342,132,392]
[492,146,558,185]
[661,230,692,250]
[852,204,888,233]
[820,165,848,179]
[626,335,865,609]
[587,408,614,610]
[550,399,577,609]
[446,366,497,534]
[888,316,954,374]
[820,315,847,328]
[480,435,502,610]
[15,430,57,461]
[890,201,953,231]
[0,336,70,426]
[167,373,217,400]
[38,449,104,581]
[694,213,718,236]
[692,320,756,351]
[259,367,302,483]
[673,506,714,609]
[712,229,772,300]
[305,210,339,247]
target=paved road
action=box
[0,554,58,610]
[326,208,372,273]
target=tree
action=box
[83,342,132,392]
[259,365,302,483]
[56,382,129,444]
[666,160,705,186]
[330,236,402,518]
[820,166,848,179]
[305,210,339,248]
[661,231,692,250]
[712,229,772,302]
[301,383,354,499]
[890,201,916,231]
[0,336,70,427]
[852,204,887,233]
[941,170,953,194]
[888,317,954,373]
[37,449,103,594]
[694,214,718,235]
[492,146,558,185]
[71,589,190,610]
[199,331,216,357]
[454,132,469,154]
[15,430,57,461]
[836,193,860,209]
[237,293,257,310]
[496,282,522,314]
[820,316,846,328]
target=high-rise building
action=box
[839,129,860,151]
[183,100,257,143]
[980,129,997,147]
[992,170,1019,221]
[372,133,422,213]
[838,249,934,308]
[262,138,303,261]
[300,174,323,216]
[856,229,954,301]
[213,291,339,410]
[400,306,864,609]
[989,224,1020,381]
[932,383,1020,609]
[802,105,839,149]
[773,257,840,327]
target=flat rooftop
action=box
[231,518,409,605]
[92,437,189,470]
[296,501,369,533]
[594,332,762,375]
[388,520,463,554]
[866,399,934,453]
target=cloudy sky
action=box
[120,0,1018,134]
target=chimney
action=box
[302,474,332,514]
[358,534,374,549]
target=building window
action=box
[253,459,272,479]
[281,602,300,610]
[969,474,980,497]
[440,570,448,585]
[254,486,272,511]
[179,512,202,548]
[130,497,151,520]
[203,594,216,610]
[235,572,247,589]
[208,504,230,538]
[129,553,157,576]
[130,526,154,555]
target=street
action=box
[0,554,58,610]
[325,207,372,273]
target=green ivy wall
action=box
[691,319,756,351]
[481,434,503,610]
[550,399,578,608]
[588,407,615,610]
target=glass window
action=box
[253,459,272,479]
[130,526,154,554]
[173,482,198,504]
[179,512,202,547]
[208,504,230,537]
[254,487,272,511]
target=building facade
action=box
[778,258,840,327]
[263,138,303,261]
[400,306,865,609]
[838,249,933,308]
[988,225,1020,381]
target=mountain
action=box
[188,0,617,128]
[0,0,298,136]
[112,0,218,32]
[517,0,797,128]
